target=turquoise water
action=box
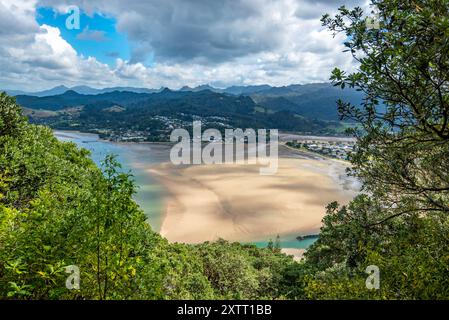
[54,130,318,249]
[250,235,318,249]
[54,130,166,231]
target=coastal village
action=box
[92,122,356,163]
[286,139,355,160]
[95,115,232,142]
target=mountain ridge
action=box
[12,82,363,122]
[4,82,349,97]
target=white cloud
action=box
[0,0,365,91]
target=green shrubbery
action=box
[0,92,304,299]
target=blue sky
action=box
[35,7,132,66]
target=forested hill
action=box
[15,89,153,111]
[15,87,349,138]
[14,82,363,121]
[249,83,363,121]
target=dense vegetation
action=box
[17,86,352,138]
[0,92,305,299]
[250,83,364,121]
[14,82,363,122]
[1,0,448,300]
[303,0,449,299]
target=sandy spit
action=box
[149,157,358,244]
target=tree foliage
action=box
[304,0,449,299]
[0,92,303,299]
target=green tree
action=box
[305,0,449,299]
[322,0,449,221]
[0,93,302,300]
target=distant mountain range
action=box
[15,89,154,111]
[9,83,364,139]
[9,83,363,122]
[13,86,347,137]
[4,85,159,97]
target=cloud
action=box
[0,1,115,89]
[76,26,108,41]
[0,0,366,91]
[38,0,367,64]
[116,0,285,64]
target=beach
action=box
[54,130,359,256]
[149,154,359,246]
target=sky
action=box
[0,0,367,91]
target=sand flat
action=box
[281,248,307,261]
[149,157,358,244]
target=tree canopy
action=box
[0,91,303,299]
[303,0,449,299]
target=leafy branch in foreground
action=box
[303,0,449,299]
[322,0,449,222]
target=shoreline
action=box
[281,141,351,165]
[54,129,359,250]
[149,157,358,245]
[54,128,355,146]
[53,129,174,146]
